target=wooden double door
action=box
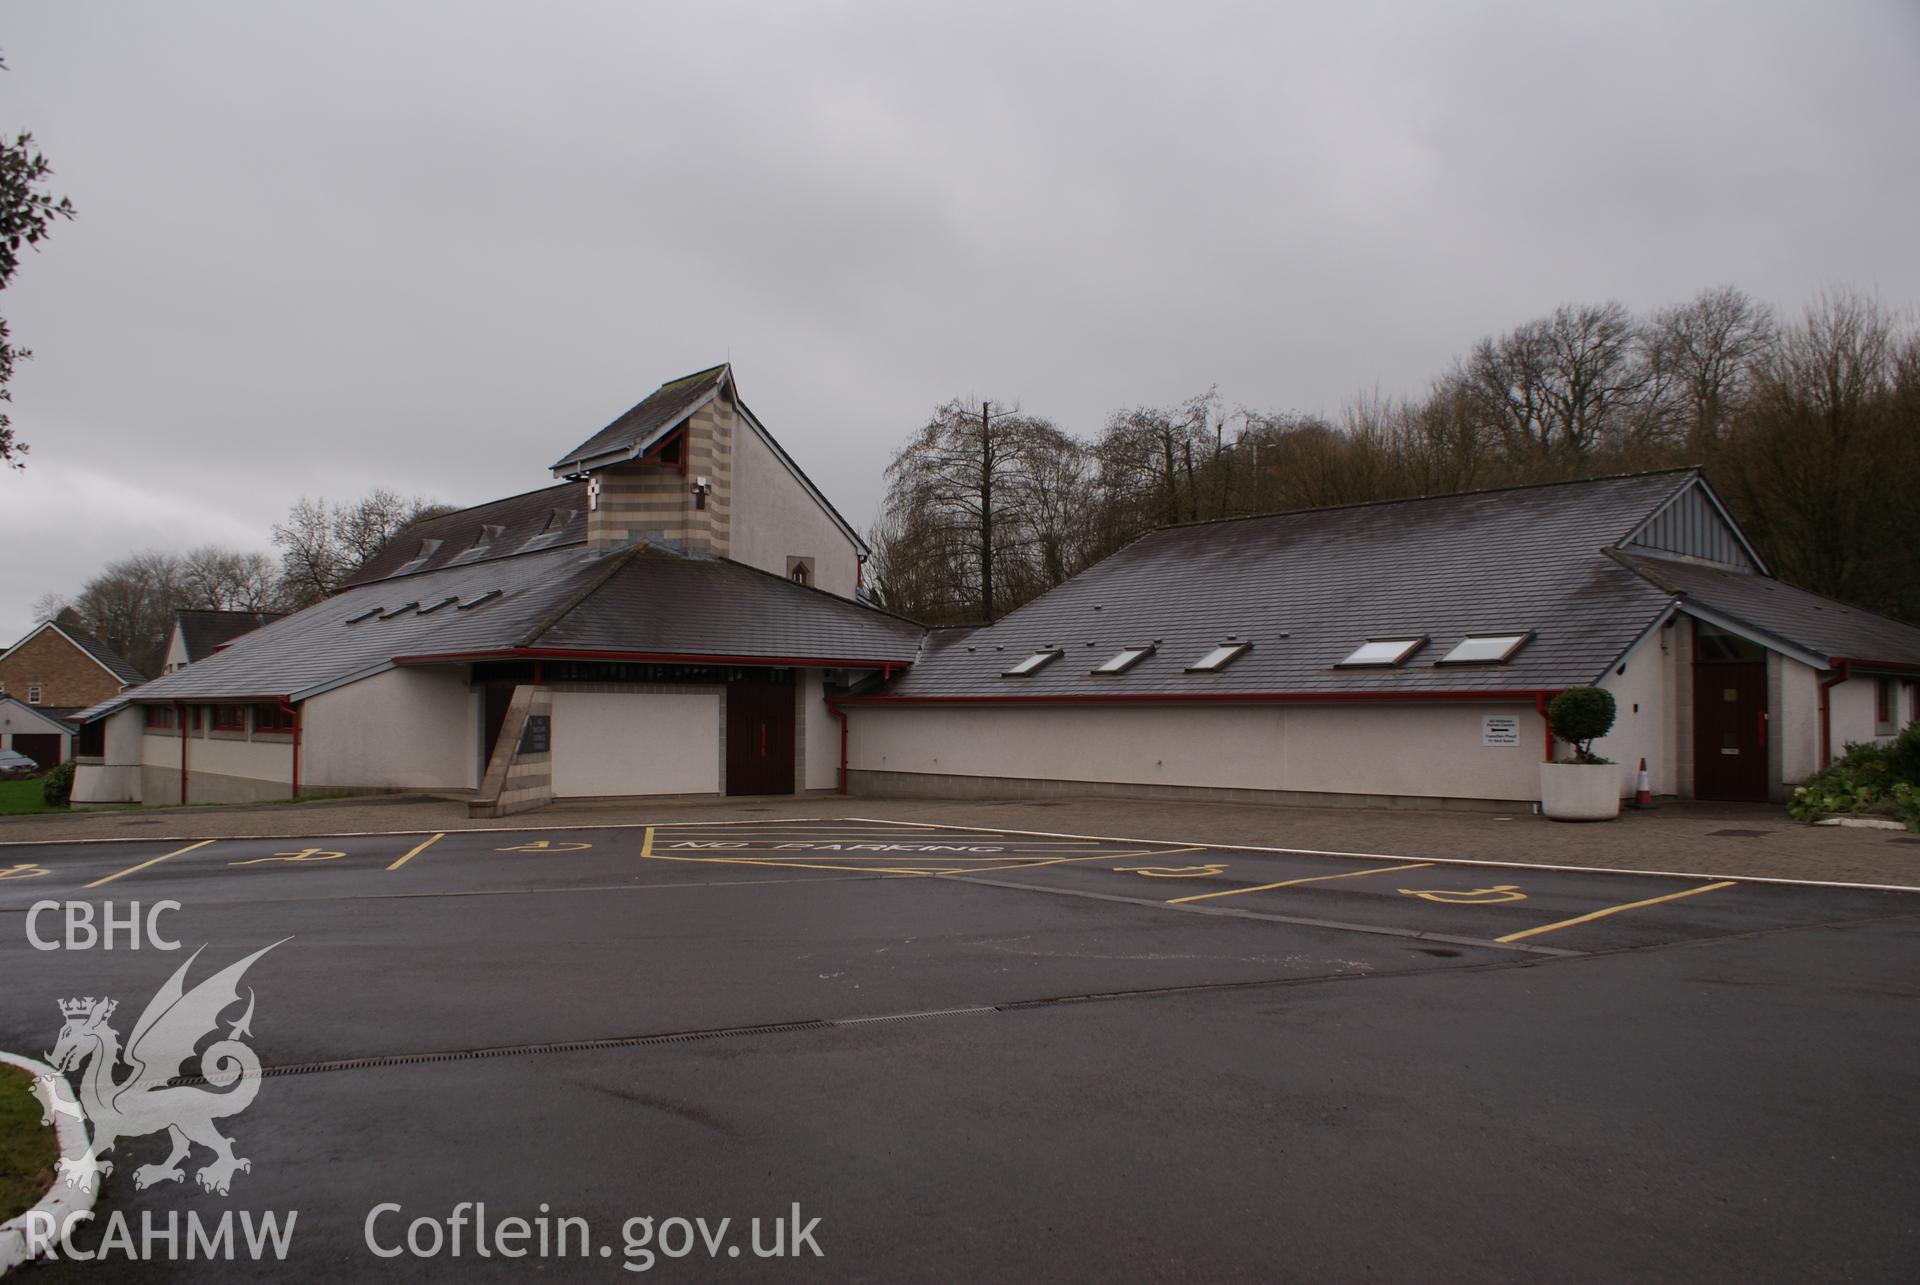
[726,673,795,796]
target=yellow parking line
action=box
[641,826,654,857]
[960,847,1205,876]
[1495,880,1737,943]
[83,840,215,889]
[387,832,445,871]
[1169,861,1434,905]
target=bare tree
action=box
[181,546,288,612]
[1649,285,1776,458]
[877,398,1081,622]
[1463,302,1649,468]
[273,489,452,607]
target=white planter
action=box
[1540,762,1621,822]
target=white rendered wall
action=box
[1595,625,1678,797]
[71,708,145,804]
[803,670,839,791]
[848,700,1551,801]
[729,421,862,599]
[303,667,473,789]
[1777,658,1823,784]
[550,691,722,796]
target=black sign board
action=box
[518,715,550,756]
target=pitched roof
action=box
[1620,553,1920,668]
[129,542,924,704]
[550,364,731,476]
[0,696,83,732]
[523,550,924,663]
[175,610,287,663]
[344,481,588,587]
[21,621,147,685]
[882,470,1701,699]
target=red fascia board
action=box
[392,647,913,670]
[131,694,290,704]
[835,689,1561,706]
[1833,656,1920,675]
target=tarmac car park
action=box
[2,813,1917,1280]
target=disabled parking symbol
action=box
[1398,884,1527,904]
[1117,863,1229,878]
[0,862,50,880]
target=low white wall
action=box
[303,667,473,790]
[803,670,839,791]
[847,700,1550,801]
[550,691,722,796]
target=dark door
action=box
[482,681,517,768]
[726,676,795,796]
[12,734,62,771]
[1694,659,1768,801]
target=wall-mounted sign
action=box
[1482,715,1520,747]
[518,714,551,755]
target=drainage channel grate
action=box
[832,1006,995,1027]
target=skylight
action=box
[1337,637,1427,667]
[1092,645,1155,675]
[415,595,462,616]
[1188,641,1251,672]
[1003,649,1063,677]
[1437,633,1531,665]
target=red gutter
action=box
[1818,661,1852,770]
[833,690,1562,707]
[392,648,914,670]
[279,700,302,799]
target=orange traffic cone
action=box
[1632,757,1655,809]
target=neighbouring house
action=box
[164,610,286,672]
[64,374,1920,816]
[839,468,1920,809]
[0,695,80,771]
[70,364,917,812]
[0,620,145,770]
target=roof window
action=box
[455,589,503,610]
[345,607,382,625]
[1092,645,1155,675]
[1337,637,1427,668]
[415,595,462,616]
[1003,649,1063,677]
[1437,633,1532,665]
[395,538,444,572]
[1188,641,1251,673]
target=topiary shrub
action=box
[41,760,75,807]
[1547,686,1616,765]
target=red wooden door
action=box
[726,677,795,796]
[1693,660,1768,801]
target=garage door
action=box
[11,734,63,771]
[550,692,720,797]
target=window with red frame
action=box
[188,706,203,732]
[253,703,294,733]
[210,705,246,732]
[1875,677,1894,730]
[144,705,175,730]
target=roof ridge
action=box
[709,554,929,628]
[1150,466,1703,534]
[516,543,658,647]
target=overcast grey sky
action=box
[2,1,1915,645]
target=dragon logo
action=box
[44,940,286,1196]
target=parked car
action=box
[0,748,41,778]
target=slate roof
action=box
[344,481,588,587]
[882,471,1703,700]
[550,364,731,476]
[176,611,287,663]
[530,550,925,663]
[56,623,147,685]
[1621,554,1920,667]
[125,542,922,703]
